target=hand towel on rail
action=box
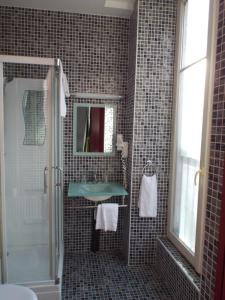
[96,203,119,232]
[138,174,157,217]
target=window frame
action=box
[167,0,218,273]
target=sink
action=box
[68,182,128,202]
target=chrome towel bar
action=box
[73,204,128,209]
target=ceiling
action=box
[0,0,135,18]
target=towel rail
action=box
[142,160,157,176]
[73,204,127,209]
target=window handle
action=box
[44,166,48,194]
[194,168,205,186]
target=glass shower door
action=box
[2,66,53,283]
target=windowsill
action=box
[157,237,200,292]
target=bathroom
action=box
[0,0,224,299]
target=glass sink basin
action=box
[68,182,128,202]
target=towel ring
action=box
[142,160,157,176]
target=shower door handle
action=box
[44,166,48,194]
[52,166,63,188]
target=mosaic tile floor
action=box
[62,251,173,300]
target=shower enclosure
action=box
[0,55,64,299]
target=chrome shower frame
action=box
[0,55,64,299]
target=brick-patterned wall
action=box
[0,6,129,253]
[200,0,225,298]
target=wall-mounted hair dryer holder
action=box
[116,134,128,158]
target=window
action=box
[168,0,218,272]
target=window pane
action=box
[182,0,210,68]
[173,60,206,252]
[104,106,114,153]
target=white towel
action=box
[96,204,119,232]
[59,71,66,117]
[138,174,157,217]
[59,61,70,117]
[62,73,70,98]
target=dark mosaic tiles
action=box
[0,5,129,254]
[200,0,225,299]
[127,0,177,266]
[158,238,200,290]
[62,252,173,300]
[156,238,199,300]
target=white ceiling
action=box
[0,0,135,18]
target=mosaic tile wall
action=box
[156,238,200,300]
[64,96,127,253]
[128,0,177,265]
[3,7,224,297]
[122,1,138,264]
[200,0,225,298]
[0,6,129,253]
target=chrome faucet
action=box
[93,167,98,182]
[104,172,108,183]
[94,173,97,182]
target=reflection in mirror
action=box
[104,106,114,152]
[23,90,46,145]
[74,104,116,155]
[76,107,90,152]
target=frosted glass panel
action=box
[23,90,46,145]
[4,77,50,283]
[104,106,114,152]
[182,0,210,67]
[173,60,206,252]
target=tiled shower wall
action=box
[127,0,177,265]
[0,6,129,253]
[200,0,225,298]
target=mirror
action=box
[73,103,116,156]
[23,90,46,145]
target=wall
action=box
[0,6,129,253]
[200,0,225,298]
[125,0,225,297]
[0,1,177,264]
[127,0,177,265]
[123,1,138,264]
[156,238,200,300]
[3,5,224,292]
